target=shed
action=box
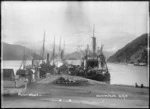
[2,69,15,81]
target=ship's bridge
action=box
[86,56,99,68]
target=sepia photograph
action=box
[1,1,149,108]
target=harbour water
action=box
[2,60,149,87]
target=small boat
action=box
[134,62,147,66]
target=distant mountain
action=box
[2,42,42,60]
[65,50,114,60]
[65,51,83,60]
[107,33,149,63]
[104,51,114,60]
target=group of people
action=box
[135,83,144,88]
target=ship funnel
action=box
[47,53,50,64]
[92,24,96,55]
[92,37,96,54]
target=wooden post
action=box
[25,82,27,89]
[24,79,28,89]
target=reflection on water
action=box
[1,60,149,87]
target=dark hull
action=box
[85,72,110,82]
[68,68,110,83]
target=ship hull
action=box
[85,72,110,82]
[68,66,110,83]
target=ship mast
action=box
[32,50,36,66]
[42,31,45,64]
[61,41,65,60]
[19,47,26,70]
[92,24,96,56]
[59,36,61,60]
[52,36,55,65]
[63,41,65,57]
[87,44,90,56]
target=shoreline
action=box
[110,83,149,88]
[107,62,148,66]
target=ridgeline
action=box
[107,33,149,63]
[2,42,42,60]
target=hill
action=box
[107,33,149,63]
[65,51,83,60]
[2,42,42,60]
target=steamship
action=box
[68,25,110,82]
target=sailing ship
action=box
[16,47,33,83]
[39,31,53,78]
[38,32,67,77]
[54,36,68,75]
[16,31,46,81]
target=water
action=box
[107,63,149,87]
[67,60,149,87]
[1,60,149,87]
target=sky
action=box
[2,1,149,53]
